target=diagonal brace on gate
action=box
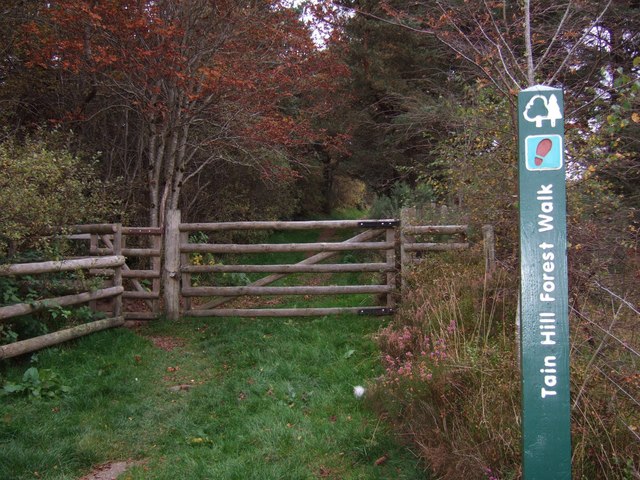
[191,228,386,311]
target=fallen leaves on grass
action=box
[147,336,186,351]
[317,466,333,477]
[167,384,194,393]
[374,454,389,466]
[187,436,213,447]
[79,460,141,480]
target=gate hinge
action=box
[357,220,400,228]
[357,307,395,316]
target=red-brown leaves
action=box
[22,0,350,184]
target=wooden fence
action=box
[62,225,162,320]
[0,210,495,356]
[0,253,125,360]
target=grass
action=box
[1,315,425,479]
[1,223,425,479]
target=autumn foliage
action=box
[23,0,349,225]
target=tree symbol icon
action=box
[523,94,562,128]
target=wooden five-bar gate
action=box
[174,215,400,318]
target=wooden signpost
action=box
[518,85,571,479]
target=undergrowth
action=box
[370,252,520,479]
[372,248,639,479]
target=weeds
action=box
[373,244,639,479]
[569,278,640,479]
[2,366,70,399]
[371,253,521,480]
[0,251,107,345]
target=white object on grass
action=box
[353,385,366,398]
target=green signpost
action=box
[518,85,571,479]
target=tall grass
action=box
[371,251,520,479]
[569,279,640,479]
[372,247,640,479]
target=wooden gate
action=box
[176,218,399,317]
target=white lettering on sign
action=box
[538,242,555,302]
[537,184,555,232]
[540,354,558,398]
[536,184,560,399]
[539,314,558,397]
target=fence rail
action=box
[179,219,398,231]
[181,241,394,254]
[0,250,124,360]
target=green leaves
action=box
[2,367,70,399]
[0,131,114,257]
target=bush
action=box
[0,131,113,257]
[368,182,435,219]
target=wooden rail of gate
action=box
[176,217,398,318]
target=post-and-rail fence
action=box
[0,223,126,360]
[0,210,495,359]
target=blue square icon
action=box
[525,134,563,171]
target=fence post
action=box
[180,230,192,314]
[399,208,415,293]
[482,224,496,275]
[386,228,396,309]
[152,232,162,317]
[164,209,181,320]
[113,224,123,318]
[89,233,98,312]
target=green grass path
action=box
[1,314,426,479]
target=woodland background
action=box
[1,1,639,478]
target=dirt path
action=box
[79,461,140,480]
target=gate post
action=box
[164,209,181,320]
[386,228,397,309]
[482,224,496,276]
[113,223,123,318]
[399,208,415,293]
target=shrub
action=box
[368,182,435,219]
[0,131,113,257]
